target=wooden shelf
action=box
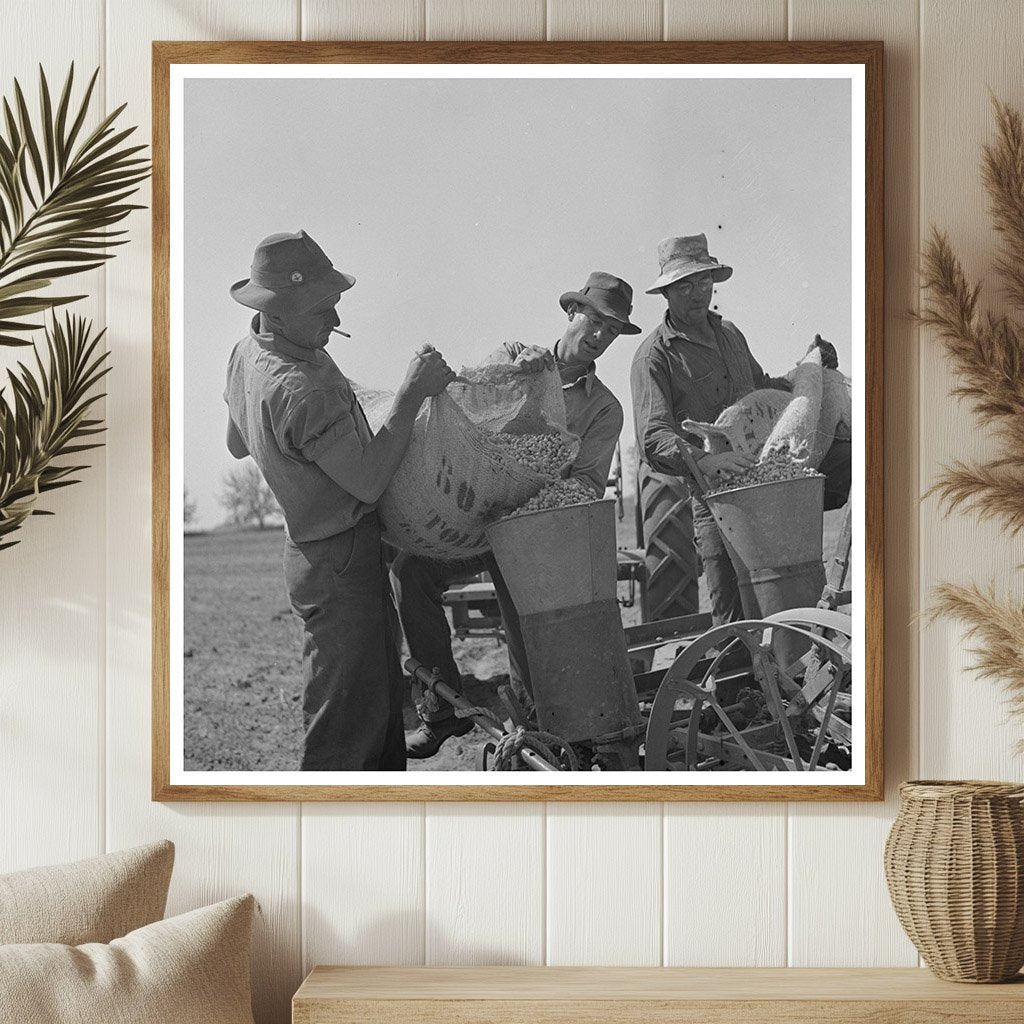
[293,966,1024,1023]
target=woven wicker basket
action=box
[885,780,1024,982]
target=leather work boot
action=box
[405,716,475,759]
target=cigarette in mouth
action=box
[331,328,351,338]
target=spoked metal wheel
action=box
[643,609,852,772]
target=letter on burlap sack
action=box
[358,366,579,557]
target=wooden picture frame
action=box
[153,40,883,801]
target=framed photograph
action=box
[153,41,883,801]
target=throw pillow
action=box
[0,840,174,945]
[0,893,256,1024]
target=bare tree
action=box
[183,485,198,527]
[218,461,281,529]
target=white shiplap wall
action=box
[3,2,1022,1022]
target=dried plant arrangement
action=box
[931,583,1024,724]
[919,97,1024,731]
[0,65,148,550]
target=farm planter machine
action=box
[410,474,853,773]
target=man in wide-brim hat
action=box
[224,229,457,771]
[630,233,799,625]
[391,271,640,759]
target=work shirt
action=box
[495,341,624,497]
[630,310,789,478]
[224,315,374,542]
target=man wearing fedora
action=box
[392,271,641,759]
[224,229,456,771]
[631,234,798,626]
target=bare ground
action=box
[183,529,558,771]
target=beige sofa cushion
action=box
[0,894,256,1024]
[0,840,174,945]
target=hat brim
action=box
[558,290,642,335]
[644,261,732,295]
[230,267,355,315]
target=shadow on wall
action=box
[301,904,538,973]
[251,892,302,1024]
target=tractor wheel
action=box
[638,466,698,620]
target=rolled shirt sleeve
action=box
[277,388,358,463]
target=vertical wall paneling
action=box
[786,0,921,967]
[664,805,787,965]
[547,0,662,40]
[103,4,302,1023]
[546,804,662,964]
[416,0,544,973]
[296,7,427,1000]
[424,803,545,965]
[302,805,425,969]
[918,0,1024,781]
[537,5,669,974]
[302,0,425,40]
[0,1,106,874]
[660,4,787,969]
[297,0,428,977]
[425,0,545,41]
[663,0,787,40]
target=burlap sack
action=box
[683,389,793,458]
[359,365,579,557]
[682,356,852,470]
[764,354,852,467]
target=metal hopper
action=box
[485,498,642,767]
[705,474,827,620]
[705,474,827,669]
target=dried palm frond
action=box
[918,232,1024,432]
[930,583,1024,724]
[0,313,110,550]
[983,98,1024,311]
[0,64,149,347]
[925,460,1024,535]
[920,97,1024,744]
[918,96,1024,543]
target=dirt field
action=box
[182,499,648,772]
[183,501,843,772]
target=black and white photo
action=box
[155,42,882,798]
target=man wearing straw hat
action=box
[224,229,456,771]
[392,271,642,760]
[630,233,797,626]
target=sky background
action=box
[182,73,852,529]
